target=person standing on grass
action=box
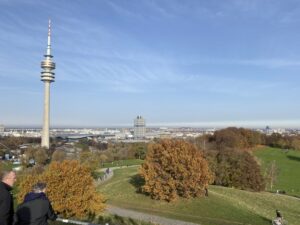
[272,210,284,225]
[0,170,17,225]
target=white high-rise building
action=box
[134,116,146,139]
[0,124,4,133]
[41,20,56,149]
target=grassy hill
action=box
[254,146,300,197]
[102,159,144,168]
[98,167,300,225]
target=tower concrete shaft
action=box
[41,82,50,148]
[41,20,55,149]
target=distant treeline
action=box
[190,127,299,191]
[194,127,300,151]
[0,137,40,154]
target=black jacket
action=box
[0,181,14,225]
[14,192,57,225]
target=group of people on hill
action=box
[0,170,57,225]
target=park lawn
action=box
[98,167,300,225]
[0,161,13,170]
[254,146,300,197]
[102,159,144,168]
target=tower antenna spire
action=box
[46,19,52,57]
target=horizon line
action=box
[2,119,300,129]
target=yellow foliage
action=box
[140,139,212,201]
[17,160,105,219]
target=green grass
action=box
[98,167,300,225]
[0,161,13,170]
[254,147,300,197]
[49,214,157,225]
[96,213,158,225]
[102,159,144,168]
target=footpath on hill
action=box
[98,165,200,225]
[106,205,200,225]
[96,165,139,184]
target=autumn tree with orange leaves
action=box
[17,160,105,219]
[140,139,212,202]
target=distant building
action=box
[134,116,146,139]
[0,124,4,133]
[265,126,273,135]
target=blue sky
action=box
[0,0,300,128]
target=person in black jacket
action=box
[0,170,17,225]
[14,182,57,225]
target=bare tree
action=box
[265,160,279,191]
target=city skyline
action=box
[0,0,300,128]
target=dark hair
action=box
[276,209,282,218]
[32,182,47,192]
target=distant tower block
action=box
[134,116,146,139]
[0,124,4,133]
[41,20,55,149]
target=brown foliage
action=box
[22,147,48,166]
[140,139,212,202]
[51,149,66,162]
[17,160,105,219]
[210,150,265,191]
[213,127,263,150]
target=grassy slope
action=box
[254,147,300,197]
[98,167,300,225]
[102,159,144,168]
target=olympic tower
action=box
[41,20,55,148]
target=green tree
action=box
[291,137,300,150]
[99,154,108,166]
[134,146,147,159]
[79,150,101,171]
[34,148,48,165]
[22,147,48,166]
[22,147,35,166]
[51,149,66,162]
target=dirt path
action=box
[106,205,200,225]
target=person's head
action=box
[1,170,17,187]
[276,209,282,217]
[32,182,47,193]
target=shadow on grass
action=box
[286,155,300,162]
[258,215,272,224]
[129,174,145,193]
